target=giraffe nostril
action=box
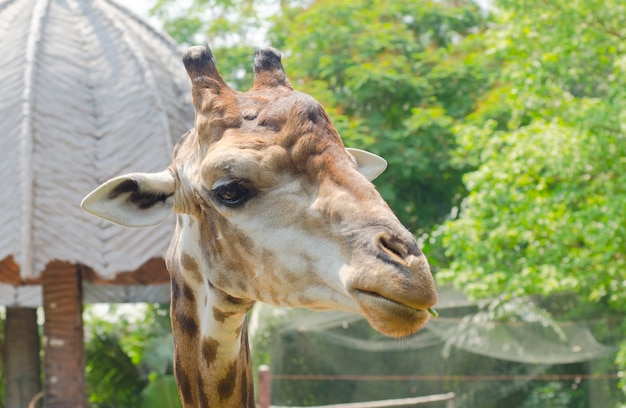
[377,233,411,264]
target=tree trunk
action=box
[42,261,86,408]
[3,307,42,408]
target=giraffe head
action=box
[82,45,437,337]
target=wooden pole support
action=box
[4,307,41,408]
[42,261,86,408]
[258,364,271,408]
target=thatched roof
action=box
[0,0,194,305]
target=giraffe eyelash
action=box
[210,180,257,208]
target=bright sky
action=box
[111,0,493,39]
[112,0,154,20]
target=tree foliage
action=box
[268,0,492,231]
[86,332,144,407]
[151,0,492,232]
[84,304,180,407]
[150,0,278,89]
[435,0,626,396]
[438,0,626,314]
[148,0,626,402]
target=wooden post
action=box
[42,261,86,408]
[446,393,456,408]
[4,307,42,408]
[258,364,271,408]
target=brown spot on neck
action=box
[171,279,199,338]
[197,373,209,408]
[174,355,194,405]
[175,312,199,338]
[202,337,219,366]
[182,282,195,302]
[181,252,203,282]
[217,361,238,401]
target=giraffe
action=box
[81,45,438,407]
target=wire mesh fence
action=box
[250,287,624,408]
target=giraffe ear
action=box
[346,148,387,181]
[81,171,175,228]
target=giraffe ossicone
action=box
[82,44,437,407]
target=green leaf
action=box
[141,375,182,408]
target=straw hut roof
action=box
[0,0,193,306]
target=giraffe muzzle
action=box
[347,231,438,337]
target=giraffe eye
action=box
[212,181,255,208]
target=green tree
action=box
[150,0,286,89]
[86,332,144,407]
[152,0,493,233]
[269,0,492,231]
[84,304,180,407]
[436,0,626,400]
[150,0,626,402]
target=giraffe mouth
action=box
[355,289,427,313]
[351,289,432,338]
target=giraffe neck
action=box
[169,269,255,408]
[166,213,259,407]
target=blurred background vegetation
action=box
[148,0,626,402]
[80,0,626,405]
[2,0,625,406]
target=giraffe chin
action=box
[352,290,431,338]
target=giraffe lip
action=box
[350,288,431,337]
[353,289,426,313]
